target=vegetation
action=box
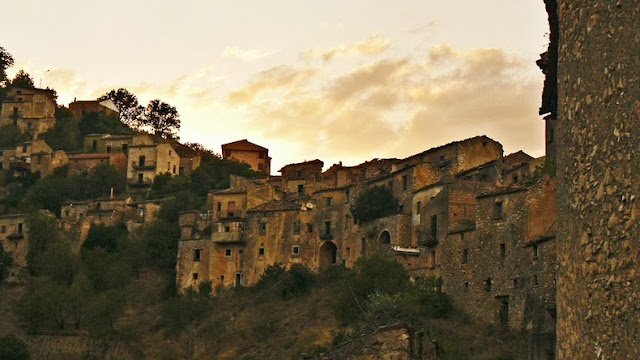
[0,334,29,360]
[351,185,398,223]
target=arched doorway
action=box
[319,241,337,270]
[378,230,391,246]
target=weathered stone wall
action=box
[555,1,639,358]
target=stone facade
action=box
[552,1,639,358]
[0,214,28,283]
[67,152,127,174]
[68,98,118,119]
[127,141,180,188]
[0,87,56,137]
[3,140,67,177]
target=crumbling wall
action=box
[554,1,639,358]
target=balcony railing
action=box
[131,161,157,170]
[320,233,334,240]
[127,178,153,186]
[9,159,30,171]
[212,231,245,243]
[7,232,24,240]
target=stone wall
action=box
[554,1,639,358]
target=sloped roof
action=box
[221,139,268,152]
[279,159,324,172]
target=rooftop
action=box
[221,139,268,152]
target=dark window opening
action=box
[402,175,408,190]
[138,173,144,183]
[430,215,437,239]
[512,174,518,183]
[227,201,236,217]
[259,222,266,235]
[485,278,492,292]
[298,184,304,193]
[327,197,333,205]
[217,202,222,212]
[293,220,301,234]
[500,243,506,259]
[292,246,300,255]
[464,282,469,292]
[225,249,232,257]
[429,250,436,269]
[533,244,539,259]
[192,273,199,280]
[533,275,539,286]
[106,146,111,153]
[498,297,509,328]
[306,223,314,233]
[324,221,332,235]
[92,139,97,151]
[296,170,302,178]
[122,143,128,152]
[259,152,265,159]
[194,249,202,261]
[462,248,468,264]
[493,202,503,220]
[416,201,421,214]
[259,247,265,255]
[235,273,242,287]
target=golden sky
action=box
[2,0,549,173]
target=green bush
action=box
[281,264,315,299]
[0,334,29,360]
[351,185,398,223]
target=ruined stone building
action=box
[221,139,271,174]
[176,135,557,347]
[0,86,57,137]
[0,139,68,177]
[68,98,118,119]
[0,214,28,283]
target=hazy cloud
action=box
[409,20,440,34]
[303,35,391,62]
[221,46,278,62]
[228,43,544,167]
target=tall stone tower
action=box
[553,1,639,358]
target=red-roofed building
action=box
[221,139,270,174]
[68,152,127,174]
[69,98,118,119]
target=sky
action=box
[1,0,549,174]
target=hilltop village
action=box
[0,80,559,355]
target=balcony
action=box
[127,178,153,187]
[320,233,334,240]
[212,231,245,243]
[418,231,438,247]
[131,161,157,170]
[9,159,30,171]
[7,232,24,240]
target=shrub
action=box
[281,264,315,299]
[0,334,29,360]
[351,185,398,223]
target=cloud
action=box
[303,35,391,62]
[227,65,318,104]
[221,46,277,62]
[409,20,440,34]
[227,43,545,169]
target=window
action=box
[324,221,332,235]
[259,222,266,235]
[0,162,3,169]
[194,249,202,261]
[1,225,5,233]
[22,144,27,153]
[327,197,333,206]
[12,107,18,115]
[306,223,314,233]
[493,202,504,220]
[462,248,468,264]
[485,278,492,292]
[139,155,146,166]
[173,165,176,174]
[398,204,404,213]
[258,163,264,171]
[345,188,350,199]
[259,152,265,159]
[225,249,232,257]
[217,202,222,212]
[235,273,243,287]
[122,143,128,152]
[461,232,465,240]
[292,245,300,255]
[293,220,301,234]
[96,202,101,210]
[464,282,469,292]
[168,162,171,171]
[533,244,539,259]
[27,122,32,130]
[17,223,22,233]
[92,140,98,151]
[430,215,438,239]
[192,273,199,280]
[259,247,265,256]
[220,275,225,282]
[138,173,144,183]
[169,150,172,156]
[500,243,506,259]
[513,278,519,289]
[296,170,302,178]
[402,175,408,190]
[416,201,421,214]
[106,146,111,153]
[227,201,236,217]
[298,184,304,193]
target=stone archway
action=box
[378,230,391,246]
[319,241,337,270]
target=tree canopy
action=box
[0,46,14,83]
[144,99,180,139]
[351,185,398,223]
[11,70,35,88]
[99,88,144,129]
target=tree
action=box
[0,46,14,83]
[26,211,62,275]
[99,88,144,129]
[0,124,27,148]
[79,110,131,136]
[0,334,29,360]
[11,70,35,88]
[42,107,82,151]
[351,185,398,223]
[143,99,180,139]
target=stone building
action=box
[126,137,180,188]
[547,1,639,358]
[67,152,127,174]
[68,98,118,119]
[222,139,271,174]
[3,140,67,177]
[0,214,28,283]
[0,87,57,137]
